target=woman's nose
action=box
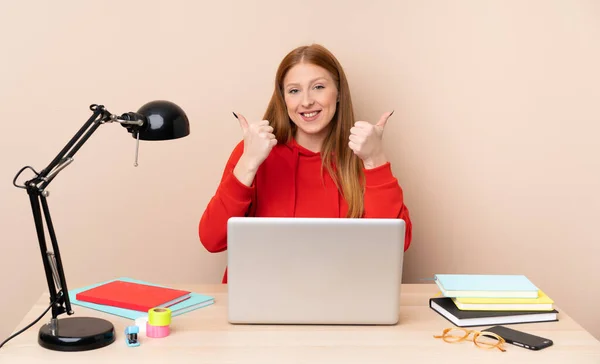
[302,92,315,107]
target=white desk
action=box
[1,284,599,363]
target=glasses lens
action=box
[476,333,501,348]
[443,328,469,342]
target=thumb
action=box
[376,110,394,128]
[233,112,249,130]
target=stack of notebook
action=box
[429,274,558,327]
[69,277,215,320]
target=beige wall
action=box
[1,0,598,342]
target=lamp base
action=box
[38,317,115,351]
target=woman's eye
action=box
[288,89,298,94]
[314,85,324,90]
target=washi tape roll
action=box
[146,322,170,338]
[148,307,171,326]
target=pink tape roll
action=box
[146,322,170,338]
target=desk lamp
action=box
[10,101,190,351]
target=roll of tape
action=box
[134,316,148,333]
[146,322,170,338]
[148,307,171,326]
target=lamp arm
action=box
[34,105,144,190]
[14,104,144,322]
[36,105,109,184]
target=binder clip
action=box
[124,325,140,347]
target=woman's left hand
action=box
[348,111,393,169]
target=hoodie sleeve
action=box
[199,141,255,253]
[363,162,412,251]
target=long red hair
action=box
[262,44,364,218]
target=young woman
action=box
[199,44,412,283]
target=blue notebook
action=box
[434,274,539,298]
[68,277,214,320]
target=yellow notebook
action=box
[452,290,554,311]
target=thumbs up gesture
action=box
[234,112,277,172]
[348,111,393,169]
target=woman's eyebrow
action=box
[284,77,327,88]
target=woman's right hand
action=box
[233,112,277,186]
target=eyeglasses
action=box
[434,327,506,352]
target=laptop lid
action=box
[226,217,406,325]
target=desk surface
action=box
[1,284,599,363]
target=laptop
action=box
[226,217,406,325]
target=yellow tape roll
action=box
[148,307,172,326]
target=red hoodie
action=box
[199,139,412,283]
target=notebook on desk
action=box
[434,274,539,298]
[75,280,192,312]
[69,277,214,320]
[226,217,406,325]
[429,297,559,327]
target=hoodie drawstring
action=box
[291,146,299,217]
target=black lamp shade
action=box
[135,100,190,140]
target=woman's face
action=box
[283,62,338,147]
